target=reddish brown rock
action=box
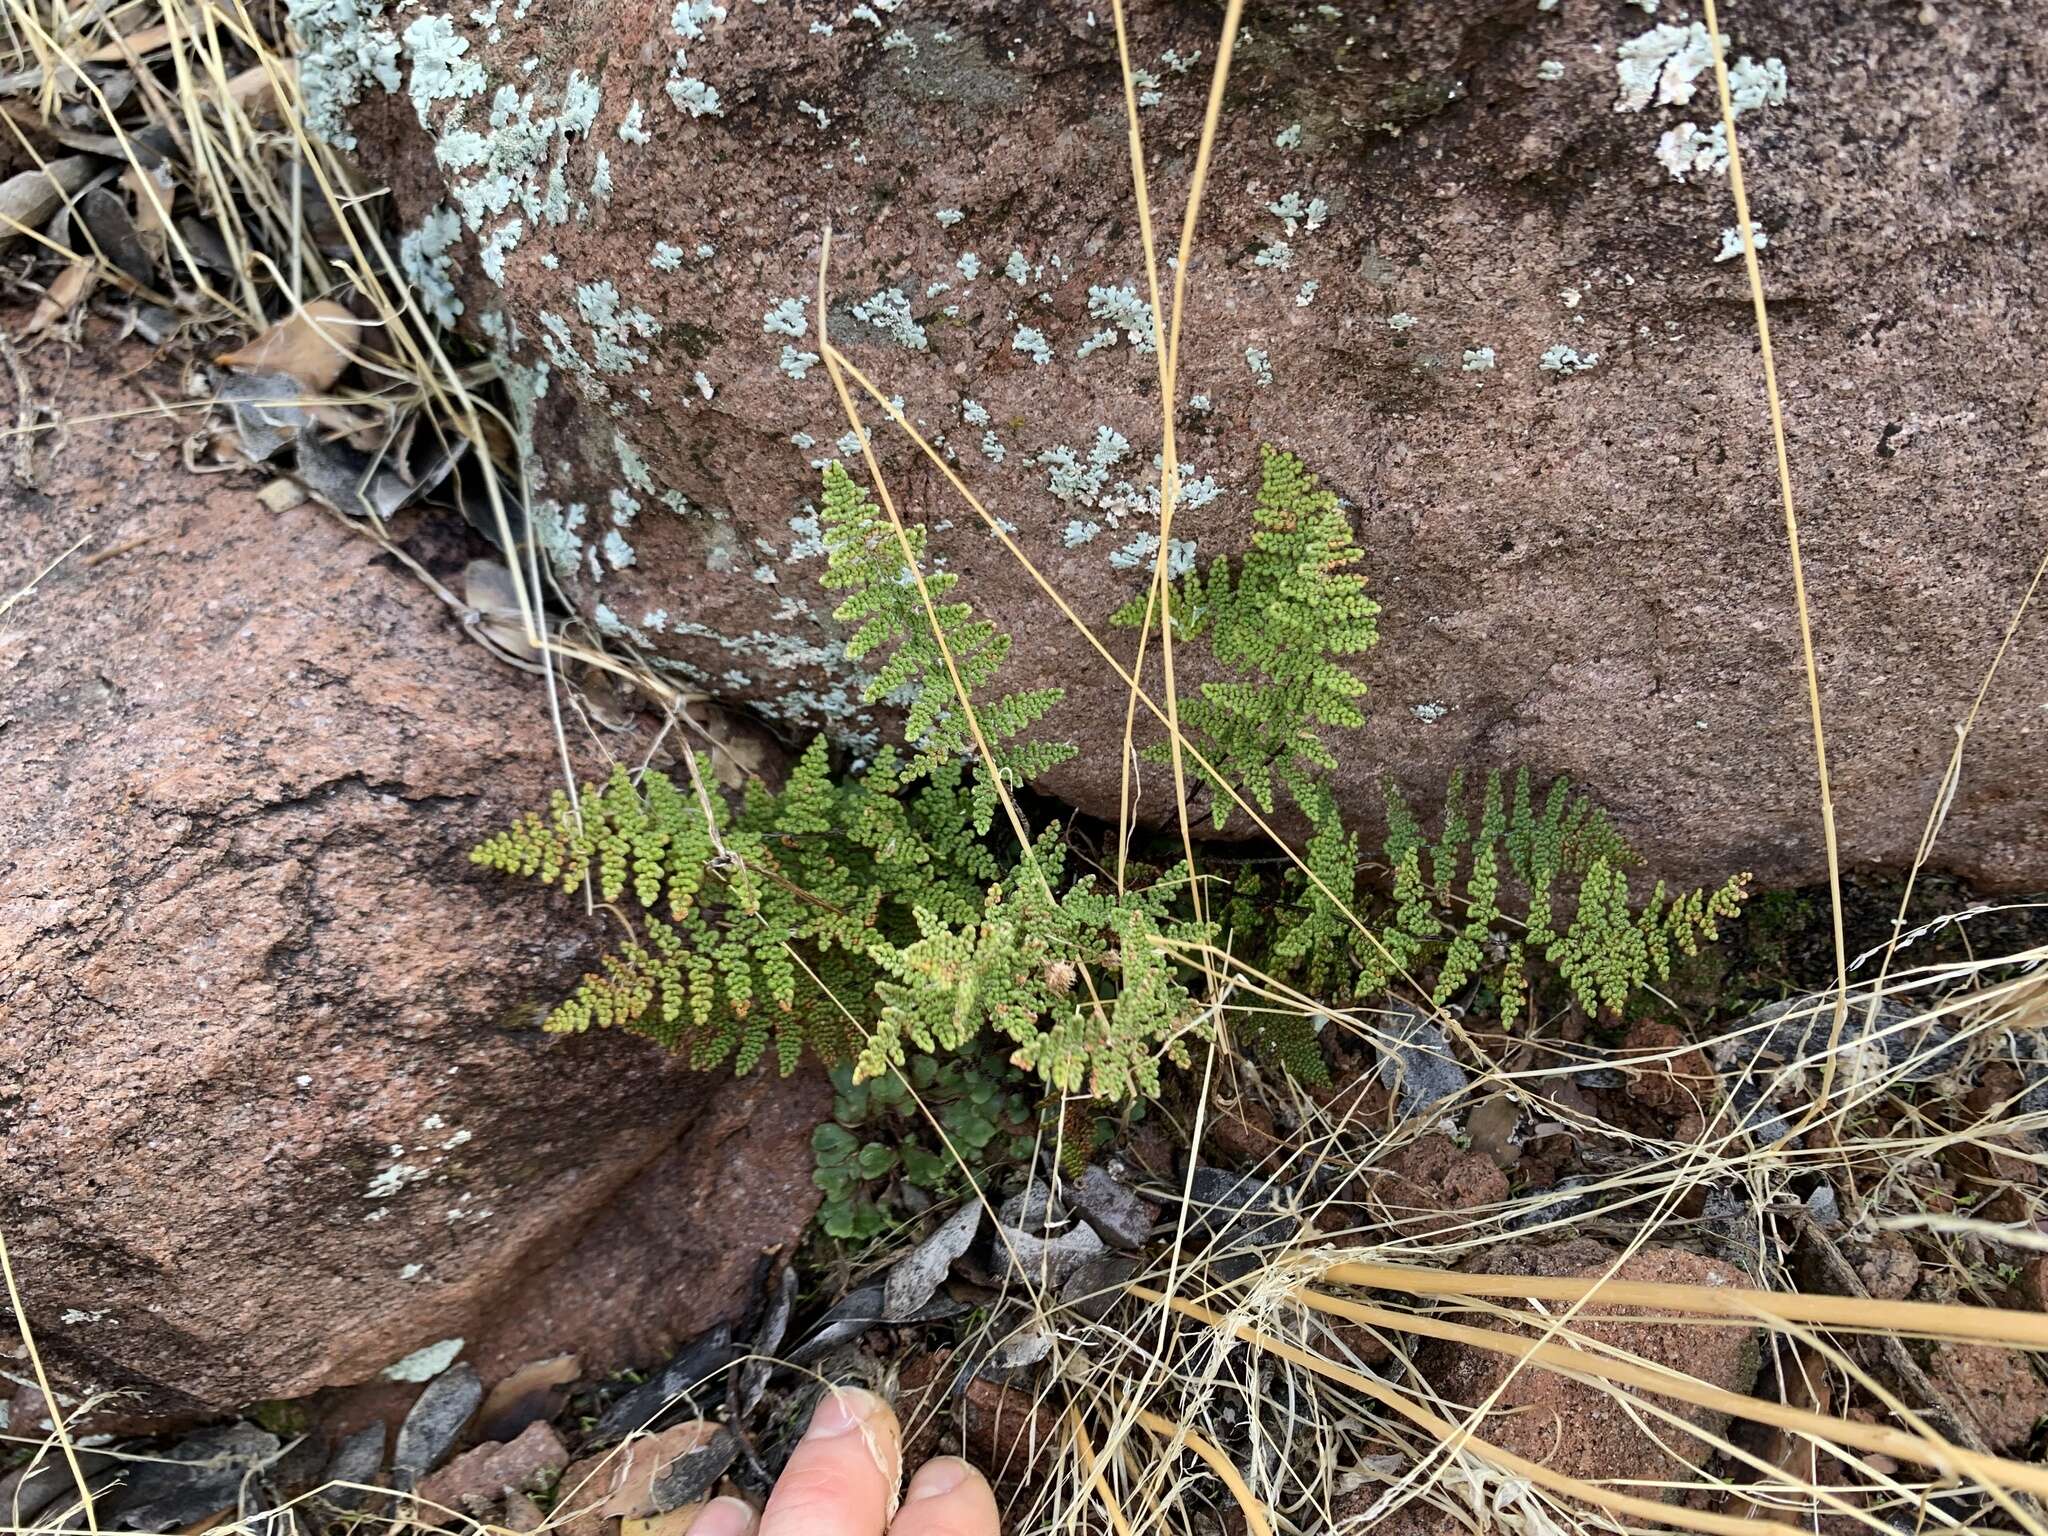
[1368,1132,1510,1240]
[1426,1246,1760,1486]
[1618,1021,1716,1119]
[1927,1342,2048,1454]
[324,0,2046,892]
[0,338,826,1423]
[416,1420,569,1517]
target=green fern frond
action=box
[1112,445,1379,828]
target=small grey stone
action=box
[317,1423,387,1512]
[1805,1183,1842,1226]
[1373,1002,1469,1118]
[998,1179,1064,1235]
[1060,1251,1140,1321]
[1184,1167,1296,1275]
[1,1451,118,1526]
[884,1200,983,1320]
[1505,1174,1599,1232]
[1071,1165,1157,1251]
[1716,989,1960,1084]
[109,1423,281,1531]
[1001,1221,1106,1289]
[391,1362,482,1486]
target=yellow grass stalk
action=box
[1317,1258,2048,1348]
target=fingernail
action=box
[809,1385,883,1438]
[905,1457,975,1503]
[687,1496,756,1536]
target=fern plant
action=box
[1111,445,1380,827]
[1243,768,1750,1028]
[471,461,1213,1102]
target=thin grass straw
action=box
[1134,1408,1274,1536]
[1697,0,1850,1136]
[1315,1258,2048,1347]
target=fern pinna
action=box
[471,461,1210,1099]
[1248,767,1751,1028]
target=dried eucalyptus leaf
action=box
[218,301,361,392]
[883,1200,982,1321]
[295,431,417,521]
[216,370,311,460]
[463,558,540,662]
[0,156,95,245]
[78,185,153,286]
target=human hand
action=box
[685,1387,999,1536]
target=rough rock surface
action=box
[317,0,2047,889]
[1,340,827,1422]
[1426,1244,1760,1484]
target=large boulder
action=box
[0,341,825,1422]
[309,0,2046,889]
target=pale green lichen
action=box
[1084,283,1158,354]
[1461,345,1497,372]
[399,205,465,326]
[1714,224,1768,262]
[1540,343,1598,375]
[478,217,523,283]
[852,287,927,349]
[957,252,981,280]
[1246,346,1272,386]
[651,241,685,271]
[1012,325,1051,365]
[1656,120,1728,180]
[618,98,651,142]
[763,296,808,337]
[402,15,486,125]
[1039,427,1129,506]
[667,75,723,116]
[1110,531,1197,578]
[286,0,400,149]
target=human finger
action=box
[888,1457,1000,1536]
[758,1386,902,1536]
[685,1495,760,1536]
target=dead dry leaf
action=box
[464,558,540,662]
[256,478,306,513]
[217,300,361,391]
[622,1506,708,1536]
[0,156,95,246]
[81,22,173,63]
[23,261,94,336]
